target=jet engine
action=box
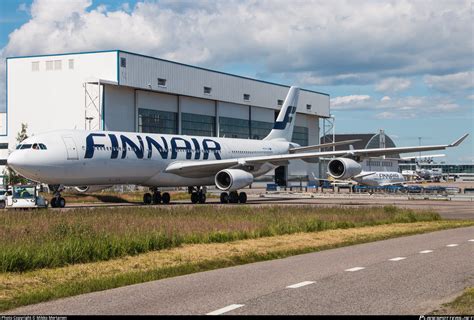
[328,158,362,180]
[215,169,254,191]
[75,185,112,193]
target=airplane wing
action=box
[165,134,468,178]
[289,139,361,153]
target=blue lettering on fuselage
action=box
[171,137,192,160]
[146,136,168,159]
[120,135,144,159]
[85,133,106,159]
[84,133,222,161]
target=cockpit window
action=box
[20,144,32,149]
[32,143,40,150]
[39,144,47,150]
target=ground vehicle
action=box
[405,185,423,193]
[5,184,48,209]
[0,187,6,208]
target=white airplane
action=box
[323,155,445,187]
[400,154,447,182]
[7,86,469,207]
[320,170,406,187]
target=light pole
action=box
[418,136,422,158]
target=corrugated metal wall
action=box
[118,51,330,117]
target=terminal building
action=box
[1,50,331,185]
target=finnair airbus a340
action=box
[7,86,468,207]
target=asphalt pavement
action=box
[7,226,474,315]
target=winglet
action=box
[449,133,469,147]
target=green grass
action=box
[0,205,441,273]
[1,220,471,312]
[433,287,474,315]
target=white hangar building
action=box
[2,50,330,185]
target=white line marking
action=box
[468,239,474,242]
[419,250,433,254]
[207,304,245,315]
[446,244,459,247]
[286,281,315,289]
[389,257,407,261]
[345,267,365,272]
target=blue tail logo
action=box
[273,106,296,130]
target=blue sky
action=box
[0,0,472,163]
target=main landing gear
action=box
[220,191,247,204]
[143,187,171,205]
[189,186,207,204]
[49,185,66,208]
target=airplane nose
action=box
[7,151,21,168]
[7,151,29,173]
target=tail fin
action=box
[263,86,300,142]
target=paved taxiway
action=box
[8,226,474,315]
[60,195,474,220]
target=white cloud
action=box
[1,0,472,72]
[331,94,462,119]
[375,77,411,92]
[374,111,417,119]
[0,0,472,111]
[331,95,371,109]
[467,94,474,100]
[424,71,474,92]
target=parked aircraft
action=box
[400,154,447,182]
[320,170,406,187]
[7,86,469,207]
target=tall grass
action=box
[0,205,439,273]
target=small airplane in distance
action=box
[7,86,469,207]
[401,154,447,182]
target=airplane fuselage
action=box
[352,171,405,187]
[9,130,290,187]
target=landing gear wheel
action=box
[191,192,199,204]
[220,192,229,204]
[162,192,171,204]
[143,193,152,205]
[153,191,162,204]
[58,197,66,208]
[229,191,239,203]
[238,192,247,204]
[199,192,206,204]
[50,197,57,208]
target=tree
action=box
[4,123,29,185]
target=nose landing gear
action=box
[49,185,66,208]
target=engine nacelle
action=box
[328,158,362,180]
[75,185,112,193]
[215,169,254,192]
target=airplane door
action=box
[62,136,79,160]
